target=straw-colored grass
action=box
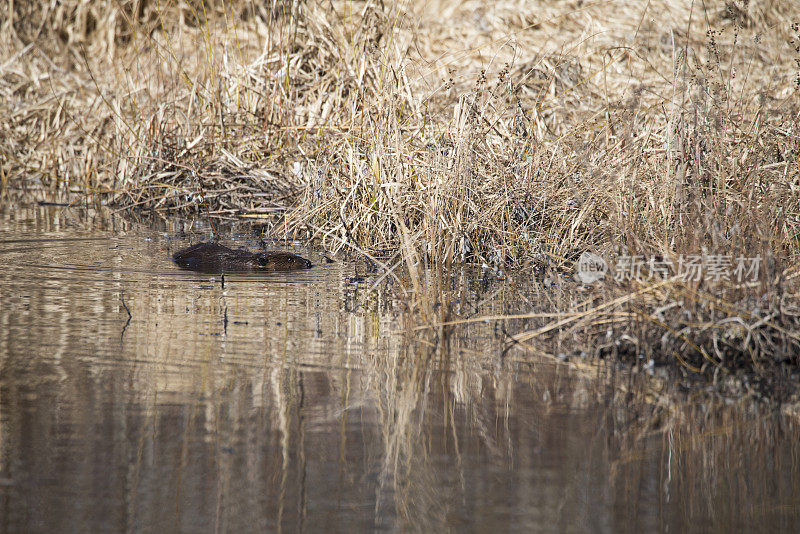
[1,0,799,389]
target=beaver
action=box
[172,242,312,273]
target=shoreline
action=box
[2,0,799,403]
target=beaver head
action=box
[254,252,313,270]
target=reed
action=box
[1,0,799,385]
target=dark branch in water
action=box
[120,289,132,320]
[120,288,132,346]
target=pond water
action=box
[1,205,799,533]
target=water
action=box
[1,205,799,532]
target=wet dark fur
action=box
[172,242,312,273]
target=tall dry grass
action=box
[1,0,800,383]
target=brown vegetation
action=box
[1,0,799,396]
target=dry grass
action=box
[1,0,800,391]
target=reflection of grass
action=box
[1,207,796,529]
[2,1,799,383]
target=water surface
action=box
[1,205,799,532]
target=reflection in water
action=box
[0,205,799,532]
